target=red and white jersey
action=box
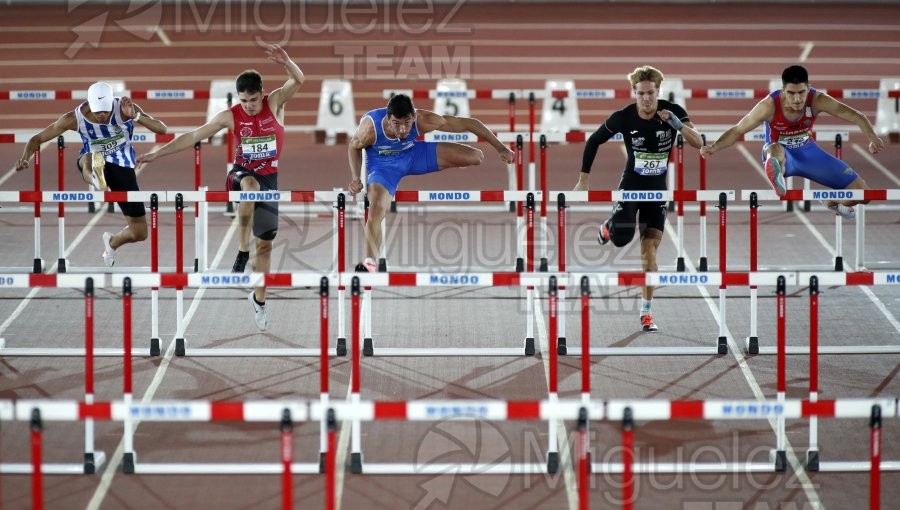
[230,95,284,175]
[764,86,818,149]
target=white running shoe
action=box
[92,152,107,190]
[248,291,269,331]
[101,232,116,267]
[821,200,856,220]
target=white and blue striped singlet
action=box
[75,98,137,168]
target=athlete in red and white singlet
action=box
[137,44,304,332]
[230,95,284,176]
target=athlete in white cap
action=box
[15,81,167,267]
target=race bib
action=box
[89,132,126,155]
[240,135,278,160]
[779,132,811,149]
[633,152,668,176]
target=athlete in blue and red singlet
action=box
[347,93,514,273]
[139,44,304,331]
[701,65,885,219]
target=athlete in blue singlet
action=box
[347,94,515,272]
[701,65,885,219]
[15,81,167,267]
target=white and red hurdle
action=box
[3,396,895,510]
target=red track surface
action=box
[1,3,899,510]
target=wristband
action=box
[665,115,683,131]
[133,111,142,123]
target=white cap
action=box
[87,82,114,112]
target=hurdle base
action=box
[336,338,347,357]
[107,202,115,213]
[774,450,787,472]
[676,257,685,272]
[363,338,374,356]
[515,258,524,273]
[717,336,728,355]
[88,201,97,213]
[803,200,811,212]
[806,450,819,471]
[58,258,68,273]
[193,258,199,273]
[546,452,559,473]
[33,258,43,274]
[540,258,548,272]
[175,338,186,357]
[378,258,387,272]
[746,336,759,355]
[525,337,535,356]
[834,256,843,272]
[319,452,326,474]
[586,452,592,473]
[698,257,708,272]
[84,451,106,474]
[150,338,161,357]
[351,452,363,474]
[123,452,136,474]
[557,337,567,356]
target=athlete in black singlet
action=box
[575,66,703,332]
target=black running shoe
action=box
[232,250,250,273]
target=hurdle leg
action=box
[557,287,567,355]
[122,393,136,473]
[856,205,866,269]
[546,392,559,473]
[746,286,759,354]
[319,393,329,473]
[174,289,185,356]
[834,213,844,271]
[717,287,728,355]
[378,217,387,272]
[676,211,685,272]
[363,288,373,356]
[524,287,535,355]
[150,288,160,356]
[698,214,708,271]
[337,287,347,356]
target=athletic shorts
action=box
[226,165,279,241]
[762,142,859,189]
[606,198,667,247]
[76,157,145,217]
[366,142,439,195]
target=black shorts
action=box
[76,157,145,217]
[606,199,667,247]
[226,165,279,241]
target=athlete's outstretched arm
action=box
[416,110,514,163]
[701,98,773,158]
[347,117,376,196]
[266,45,305,110]
[138,110,232,164]
[16,112,76,171]
[813,92,885,154]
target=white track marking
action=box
[852,142,900,186]
[87,219,240,509]
[800,41,815,62]
[534,297,580,510]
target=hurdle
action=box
[743,189,900,355]
[6,396,895,509]
[554,190,736,355]
[0,277,106,474]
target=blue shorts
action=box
[366,142,439,195]
[762,142,859,189]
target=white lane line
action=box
[533,297,579,510]
[852,142,900,186]
[86,218,239,509]
[660,225,824,507]
[799,41,815,62]
[154,26,171,46]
